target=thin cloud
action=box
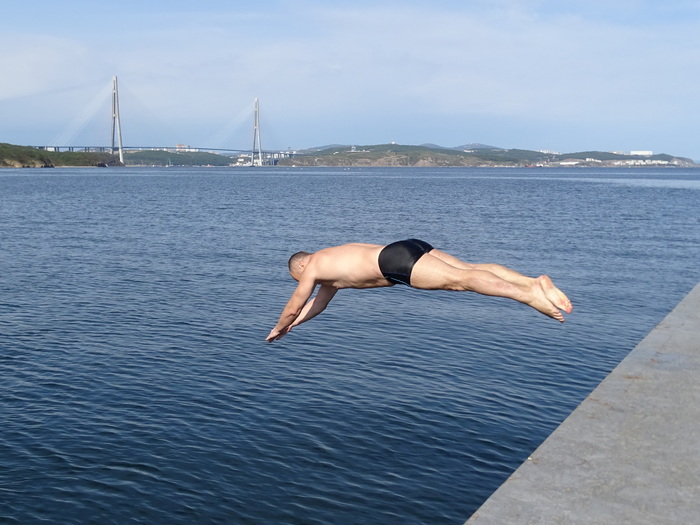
[1,1,698,158]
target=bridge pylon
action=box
[111,76,124,164]
[251,98,263,166]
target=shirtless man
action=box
[266,239,573,342]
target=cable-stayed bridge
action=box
[35,145,292,163]
[32,77,292,166]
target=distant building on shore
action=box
[630,150,653,156]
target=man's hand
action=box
[266,326,292,342]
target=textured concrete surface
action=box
[465,283,700,525]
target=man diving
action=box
[266,239,573,342]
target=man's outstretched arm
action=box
[266,277,316,342]
[266,284,338,342]
[288,285,337,329]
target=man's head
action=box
[288,251,311,280]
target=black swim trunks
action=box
[378,239,434,286]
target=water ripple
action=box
[2,168,699,524]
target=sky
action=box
[2,0,700,159]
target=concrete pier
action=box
[465,283,700,524]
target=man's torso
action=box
[308,243,392,289]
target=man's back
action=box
[305,243,392,289]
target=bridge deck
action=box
[465,282,700,524]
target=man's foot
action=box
[526,277,568,322]
[538,275,573,313]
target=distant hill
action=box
[2,142,697,169]
[453,143,502,151]
[313,142,503,152]
[301,144,347,153]
[419,143,452,150]
[0,143,238,168]
[0,143,121,168]
[123,149,234,167]
[277,143,698,168]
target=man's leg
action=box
[429,249,572,314]
[429,249,532,287]
[410,252,572,322]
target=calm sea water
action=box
[2,167,699,524]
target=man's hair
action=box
[288,251,311,273]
